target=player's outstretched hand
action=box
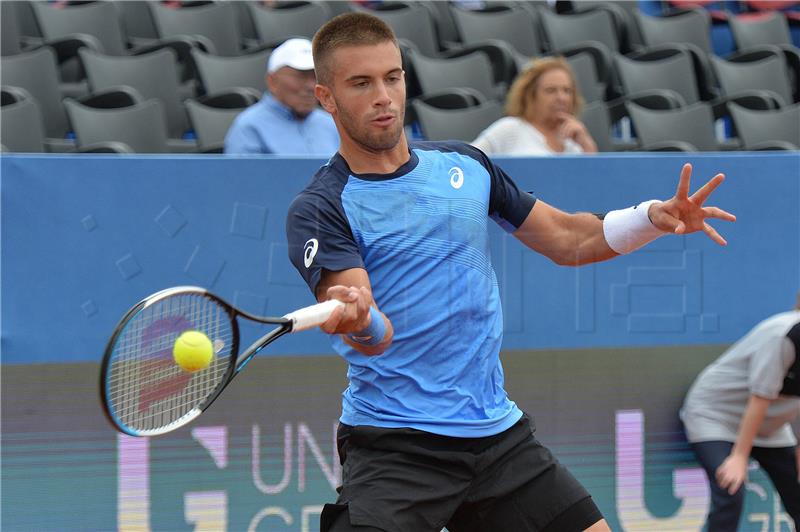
[648,163,736,245]
[321,285,373,335]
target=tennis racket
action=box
[99,285,343,437]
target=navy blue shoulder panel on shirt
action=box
[410,140,537,231]
[285,156,365,296]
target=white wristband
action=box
[603,200,666,254]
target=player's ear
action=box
[316,84,336,114]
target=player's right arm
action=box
[286,186,392,357]
[316,268,394,356]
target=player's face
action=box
[529,68,575,123]
[318,42,406,152]
[267,67,318,119]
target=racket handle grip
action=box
[284,299,345,332]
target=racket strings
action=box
[106,293,235,434]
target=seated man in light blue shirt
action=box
[224,38,340,155]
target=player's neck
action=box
[339,134,411,175]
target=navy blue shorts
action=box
[321,414,603,532]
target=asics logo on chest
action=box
[449,167,464,189]
[303,238,319,268]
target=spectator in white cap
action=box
[225,38,339,155]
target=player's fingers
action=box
[689,173,725,205]
[357,286,373,326]
[702,222,727,246]
[657,210,686,234]
[675,163,692,200]
[341,288,361,323]
[355,286,371,305]
[319,306,345,334]
[649,202,682,234]
[346,286,370,329]
[327,285,359,303]
[702,206,736,222]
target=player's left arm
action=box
[513,163,736,266]
[513,201,615,265]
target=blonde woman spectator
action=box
[472,57,597,155]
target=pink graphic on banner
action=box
[138,315,192,413]
[616,409,708,530]
[118,434,150,529]
[193,426,228,469]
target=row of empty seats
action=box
[410,95,800,152]
[2,0,799,152]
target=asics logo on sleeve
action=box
[449,166,464,189]
[303,238,319,268]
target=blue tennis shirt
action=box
[286,141,536,437]
[224,93,339,155]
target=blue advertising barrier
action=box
[1,152,799,364]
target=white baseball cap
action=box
[267,38,315,73]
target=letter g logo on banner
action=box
[303,238,319,268]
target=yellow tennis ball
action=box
[173,330,214,372]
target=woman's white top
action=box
[471,116,584,155]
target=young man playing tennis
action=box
[286,12,735,532]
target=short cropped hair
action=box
[312,12,398,85]
[505,57,584,119]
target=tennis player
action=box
[286,12,736,532]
